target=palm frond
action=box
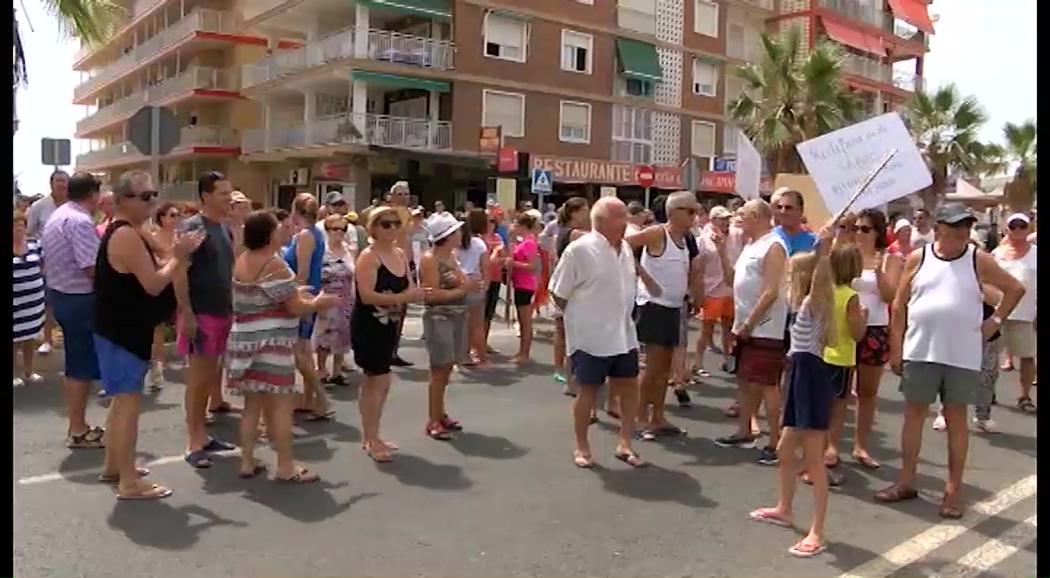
[13,10,28,86]
[40,0,126,45]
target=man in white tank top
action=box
[879,203,1025,518]
[714,199,789,467]
[626,191,701,440]
[992,212,1038,413]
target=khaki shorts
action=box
[1002,320,1037,359]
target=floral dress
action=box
[314,247,354,354]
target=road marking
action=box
[936,515,1037,578]
[17,430,333,486]
[839,475,1037,578]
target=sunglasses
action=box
[326,226,348,232]
[1008,222,1029,230]
[123,190,158,202]
[941,220,974,229]
[377,219,402,230]
[775,204,797,211]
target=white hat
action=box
[424,213,463,243]
[893,218,912,233]
[1006,212,1031,225]
[709,206,732,220]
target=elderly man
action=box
[549,197,645,469]
[878,203,1025,518]
[28,170,70,355]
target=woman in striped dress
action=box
[13,210,45,387]
[226,211,340,483]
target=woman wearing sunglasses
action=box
[314,214,355,387]
[352,206,426,462]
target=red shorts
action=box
[702,296,734,321]
[737,337,786,386]
[176,313,232,357]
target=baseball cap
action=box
[1006,212,1031,225]
[424,213,464,242]
[893,218,912,233]
[230,191,250,205]
[323,191,346,205]
[709,206,732,220]
[665,191,699,212]
[935,203,976,225]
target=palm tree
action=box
[902,84,989,211]
[14,0,124,87]
[998,120,1038,212]
[727,25,862,175]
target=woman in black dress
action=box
[352,206,425,462]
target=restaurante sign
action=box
[531,155,682,189]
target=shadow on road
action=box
[244,481,377,523]
[108,502,246,550]
[592,463,717,509]
[375,453,473,491]
[448,431,529,460]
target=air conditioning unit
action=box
[286,168,309,185]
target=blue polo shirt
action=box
[774,225,817,256]
[495,222,510,245]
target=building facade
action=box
[70,0,933,207]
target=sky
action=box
[11,0,1038,194]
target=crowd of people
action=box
[12,169,1038,557]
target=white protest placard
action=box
[795,112,931,215]
[735,129,762,200]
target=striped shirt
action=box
[226,273,300,394]
[787,297,825,356]
[13,239,46,341]
[41,202,99,294]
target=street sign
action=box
[635,164,656,188]
[713,156,737,173]
[40,138,71,167]
[128,106,179,156]
[531,168,553,194]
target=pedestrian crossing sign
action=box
[531,168,553,194]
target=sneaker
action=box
[37,342,52,355]
[23,373,43,384]
[714,433,758,449]
[973,418,998,433]
[932,414,947,431]
[757,446,779,466]
[674,388,692,408]
[13,377,25,388]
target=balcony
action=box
[76,125,237,168]
[841,53,891,84]
[242,113,452,155]
[75,67,237,136]
[74,0,170,65]
[817,0,884,30]
[241,28,454,89]
[735,0,774,10]
[73,10,238,103]
[892,70,923,92]
[616,6,657,37]
[885,14,928,47]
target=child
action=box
[748,221,865,558]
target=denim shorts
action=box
[48,290,100,381]
[93,334,149,395]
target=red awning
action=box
[887,0,936,34]
[820,18,885,57]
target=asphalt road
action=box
[13,316,1037,578]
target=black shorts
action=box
[782,352,835,431]
[484,281,502,321]
[829,364,854,399]
[513,288,535,307]
[635,302,682,348]
[570,349,640,387]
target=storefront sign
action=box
[699,171,774,195]
[530,155,682,189]
[497,147,519,173]
[317,162,350,180]
[479,127,502,154]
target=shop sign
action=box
[530,155,683,189]
[699,171,774,195]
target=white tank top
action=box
[637,227,690,307]
[993,245,1037,322]
[852,268,889,326]
[732,230,788,340]
[903,244,983,371]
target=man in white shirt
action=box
[27,170,70,355]
[911,208,935,248]
[549,197,646,470]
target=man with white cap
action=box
[889,218,914,256]
[877,203,1025,518]
[992,211,1038,414]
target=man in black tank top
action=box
[93,170,204,500]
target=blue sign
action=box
[713,157,737,173]
[531,168,553,194]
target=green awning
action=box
[359,0,450,20]
[616,37,663,83]
[351,70,450,93]
[488,9,530,21]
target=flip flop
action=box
[208,402,236,414]
[788,541,827,558]
[238,463,268,479]
[98,467,150,483]
[939,501,965,519]
[748,508,792,527]
[274,468,320,483]
[366,447,394,463]
[614,450,648,468]
[852,453,881,469]
[304,410,336,422]
[184,450,213,469]
[572,452,594,469]
[116,484,173,501]
[874,485,920,504]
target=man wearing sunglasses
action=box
[991,212,1038,415]
[770,188,817,256]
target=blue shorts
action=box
[298,314,316,340]
[781,352,837,431]
[570,349,639,387]
[48,290,100,381]
[93,334,149,395]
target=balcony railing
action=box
[242,27,455,89]
[892,71,923,92]
[736,0,774,10]
[73,0,168,64]
[242,113,452,154]
[76,67,236,135]
[76,125,237,167]
[841,53,891,84]
[817,0,884,29]
[885,14,927,45]
[73,10,237,102]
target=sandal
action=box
[425,423,454,441]
[208,402,236,414]
[939,499,965,520]
[852,453,881,469]
[614,449,648,468]
[98,466,150,484]
[184,450,213,469]
[824,454,841,469]
[204,437,236,452]
[440,415,463,431]
[800,469,844,487]
[328,375,349,387]
[238,461,268,479]
[874,484,919,503]
[365,445,394,463]
[304,409,336,422]
[789,540,827,558]
[748,507,792,527]
[66,426,105,449]
[1017,397,1037,414]
[572,451,595,469]
[724,403,740,418]
[274,467,319,483]
[116,483,173,501]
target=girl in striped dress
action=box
[226,211,340,483]
[13,210,45,387]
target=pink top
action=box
[510,235,539,291]
[697,226,733,298]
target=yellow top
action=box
[823,284,857,368]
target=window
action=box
[561,30,593,74]
[692,59,718,96]
[612,105,653,163]
[625,78,654,97]
[723,124,740,155]
[484,13,528,62]
[559,101,591,143]
[691,120,716,157]
[693,0,719,37]
[482,90,526,138]
[618,0,656,36]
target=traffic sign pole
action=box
[644,187,651,208]
[149,107,161,187]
